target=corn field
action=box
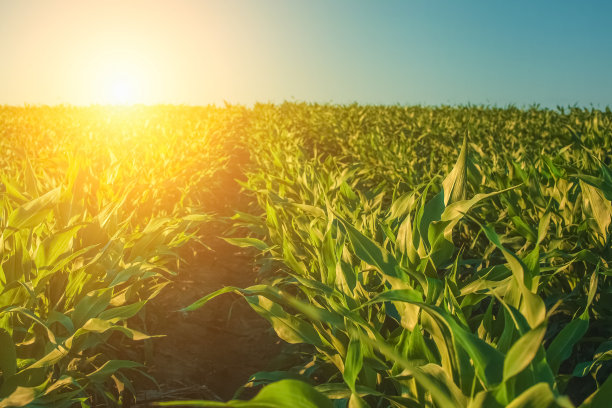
[0,104,610,407]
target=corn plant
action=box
[183,106,611,407]
[1,104,610,407]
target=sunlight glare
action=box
[110,76,135,104]
[98,58,147,105]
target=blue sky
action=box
[0,0,610,106]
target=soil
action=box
[126,163,287,406]
[130,235,285,406]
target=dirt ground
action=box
[132,235,285,405]
[121,162,288,406]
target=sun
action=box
[98,59,146,105]
[102,71,141,105]
[109,76,136,105]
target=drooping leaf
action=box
[6,188,61,232]
[221,237,270,251]
[157,379,333,408]
[503,324,547,381]
[87,360,142,383]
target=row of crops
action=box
[0,105,249,407]
[0,104,611,407]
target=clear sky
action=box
[0,0,611,107]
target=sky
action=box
[0,0,611,107]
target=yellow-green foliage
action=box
[0,105,245,406]
[1,104,611,407]
[187,104,612,408]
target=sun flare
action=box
[98,58,148,105]
[109,77,135,104]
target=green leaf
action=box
[510,216,537,243]
[343,338,363,392]
[246,295,322,346]
[1,232,31,283]
[579,367,612,408]
[25,344,70,370]
[34,224,83,269]
[6,188,61,231]
[572,341,612,377]
[479,223,545,327]
[537,212,552,244]
[336,216,400,279]
[98,301,145,322]
[363,291,504,387]
[389,192,417,220]
[444,314,504,387]
[0,329,17,378]
[586,268,599,312]
[546,317,588,375]
[353,330,463,408]
[128,217,173,260]
[468,390,503,408]
[71,289,112,329]
[87,360,142,383]
[580,181,611,243]
[0,386,36,408]
[46,311,75,333]
[181,284,333,345]
[157,379,333,407]
[0,176,28,203]
[439,186,519,235]
[417,191,445,249]
[503,324,547,381]
[442,135,469,206]
[358,289,423,309]
[221,237,270,251]
[181,286,238,312]
[506,383,557,408]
